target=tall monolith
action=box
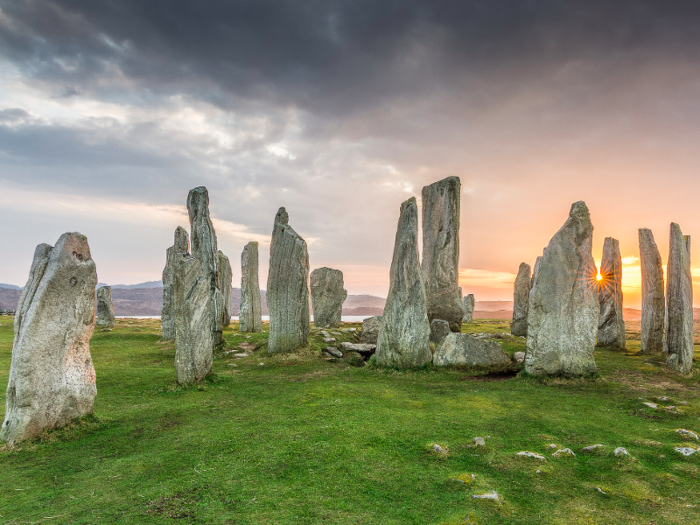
[665,223,693,374]
[463,294,475,323]
[511,263,531,336]
[597,238,625,349]
[96,285,115,328]
[218,251,232,327]
[1,233,97,443]
[187,186,224,346]
[310,267,347,328]
[525,201,598,376]
[421,177,465,331]
[639,228,665,353]
[161,226,189,341]
[240,241,263,333]
[376,197,431,367]
[267,208,310,353]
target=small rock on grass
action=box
[675,429,699,441]
[614,447,630,457]
[643,402,658,409]
[467,437,486,447]
[432,444,449,456]
[323,347,343,358]
[323,337,336,343]
[675,446,699,457]
[581,444,605,453]
[517,451,546,460]
[471,491,500,502]
[513,351,525,363]
[552,448,576,458]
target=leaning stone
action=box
[267,207,310,353]
[675,429,699,441]
[429,319,451,345]
[340,342,376,356]
[359,315,383,344]
[161,226,189,341]
[639,229,665,353]
[218,251,233,327]
[525,202,598,376]
[665,223,693,374]
[310,267,347,328]
[421,177,465,331]
[1,233,97,443]
[96,285,115,328]
[463,294,475,323]
[376,197,431,367]
[240,241,263,333]
[433,333,510,367]
[323,347,343,358]
[597,237,625,349]
[511,263,531,336]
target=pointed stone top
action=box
[401,196,417,213]
[565,201,593,240]
[275,207,289,226]
[56,232,92,262]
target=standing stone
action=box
[240,241,263,333]
[511,263,531,336]
[1,233,97,443]
[597,238,625,349]
[218,251,233,327]
[173,253,213,383]
[267,208,310,353]
[422,177,465,331]
[187,186,224,346]
[360,315,384,344]
[161,226,189,341]
[531,255,544,289]
[463,294,475,323]
[525,202,598,376]
[310,267,347,328]
[376,197,432,367]
[96,285,115,328]
[665,223,693,374]
[430,319,451,345]
[639,229,665,353]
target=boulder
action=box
[639,229,665,353]
[665,223,693,374]
[429,319,451,345]
[525,201,598,376]
[359,315,384,344]
[463,294,475,323]
[421,177,465,331]
[310,267,347,328]
[161,226,189,341]
[218,251,233,327]
[1,233,97,443]
[340,342,376,356]
[96,285,115,328]
[432,332,510,366]
[510,263,531,336]
[597,237,625,348]
[240,241,263,333]
[376,197,432,367]
[267,207,310,353]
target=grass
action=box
[0,316,699,524]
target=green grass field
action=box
[1,316,699,524]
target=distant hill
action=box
[97,281,163,290]
[0,283,22,290]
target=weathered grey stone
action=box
[218,251,232,327]
[187,186,224,346]
[267,207,310,353]
[429,319,451,345]
[421,177,465,331]
[639,229,665,353]
[511,263,531,336]
[665,223,693,374]
[310,267,347,328]
[173,253,213,383]
[432,332,511,366]
[240,241,263,333]
[597,237,625,349]
[531,256,544,288]
[514,351,525,363]
[525,202,598,376]
[161,226,189,341]
[359,315,384,344]
[463,294,475,323]
[96,285,115,328]
[323,347,343,358]
[376,197,432,367]
[340,342,376,356]
[1,233,97,444]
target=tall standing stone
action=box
[511,263,531,336]
[96,285,115,328]
[1,233,97,443]
[240,241,263,333]
[310,267,347,328]
[161,226,189,341]
[463,294,475,323]
[376,197,432,367]
[639,228,665,353]
[597,238,625,349]
[218,251,233,327]
[525,202,598,376]
[267,208,310,353]
[665,223,693,374]
[187,186,224,346]
[421,177,465,331]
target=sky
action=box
[1,1,700,306]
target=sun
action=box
[596,273,603,282]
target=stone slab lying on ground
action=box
[340,342,376,355]
[432,333,511,366]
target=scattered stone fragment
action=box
[234,353,248,358]
[679,401,689,405]
[595,487,607,495]
[547,444,559,449]
[525,201,598,376]
[614,447,630,457]
[513,351,525,363]
[468,437,486,447]
[675,447,699,457]
[643,402,658,409]
[597,237,626,349]
[665,223,693,374]
[341,328,356,332]
[450,474,476,485]
[552,448,576,457]
[471,491,500,502]
[340,342,376,356]
[320,330,330,338]
[218,251,233,327]
[517,452,546,460]
[657,395,671,402]
[463,294,475,324]
[639,228,665,353]
[240,241,263,333]
[511,263,531,336]
[429,319,451,345]
[675,429,699,441]
[323,347,343,358]
[96,285,115,328]
[581,444,605,453]
[432,443,449,456]
[310,267,347,328]
[161,226,189,341]
[1,233,98,443]
[323,337,336,343]
[359,315,384,344]
[433,333,511,367]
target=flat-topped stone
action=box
[240,241,263,333]
[432,332,511,366]
[96,285,115,328]
[310,267,347,328]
